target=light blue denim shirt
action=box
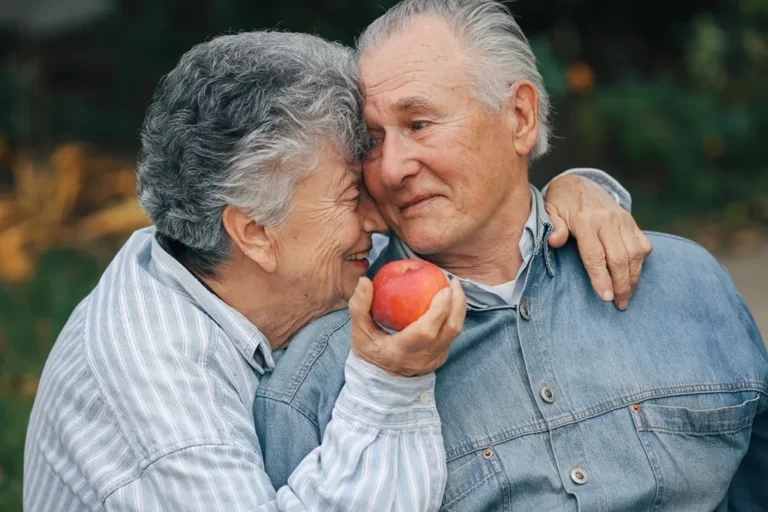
[255,187,768,511]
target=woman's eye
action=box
[411,121,429,131]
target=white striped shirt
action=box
[24,228,446,511]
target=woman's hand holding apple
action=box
[349,260,466,377]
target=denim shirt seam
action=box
[643,231,706,248]
[253,393,321,430]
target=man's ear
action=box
[502,80,539,157]
[222,206,278,273]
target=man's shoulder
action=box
[560,230,734,297]
[256,309,351,417]
[644,231,721,265]
[640,231,742,296]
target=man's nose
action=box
[378,132,421,188]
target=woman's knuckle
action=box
[610,254,628,267]
[584,251,606,267]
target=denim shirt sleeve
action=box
[727,295,768,509]
[542,167,632,212]
[728,406,768,508]
[258,353,447,512]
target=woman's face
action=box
[270,146,387,315]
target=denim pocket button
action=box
[570,467,588,485]
[540,385,555,403]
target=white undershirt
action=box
[479,279,519,305]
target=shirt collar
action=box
[392,185,552,308]
[149,230,275,373]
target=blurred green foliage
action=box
[1,0,767,508]
[531,0,768,226]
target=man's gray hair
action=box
[137,31,366,275]
[357,0,551,159]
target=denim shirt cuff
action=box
[333,353,441,430]
[542,167,632,212]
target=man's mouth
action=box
[400,194,438,212]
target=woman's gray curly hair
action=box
[137,31,367,275]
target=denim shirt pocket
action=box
[442,448,505,511]
[630,391,760,511]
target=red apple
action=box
[372,259,450,332]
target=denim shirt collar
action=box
[387,185,554,310]
[149,229,275,373]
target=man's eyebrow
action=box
[393,96,438,112]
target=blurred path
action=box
[716,243,768,345]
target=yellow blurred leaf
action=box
[78,167,138,213]
[0,224,35,282]
[43,144,86,226]
[75,199,149,241]
[111,168,138,198]
[83,154,130,175]
[13,156,42,213]
[0,199,15,227]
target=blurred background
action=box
[0,0,766,508]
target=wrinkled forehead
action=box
[358,16,467,103]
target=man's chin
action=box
[400,228,453,256]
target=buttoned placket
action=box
[514,244,605,510]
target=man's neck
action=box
[424,185,532,286]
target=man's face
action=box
[360,15,527,255]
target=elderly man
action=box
[24,28,646,511]
[255,1,768,510]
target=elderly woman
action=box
[25,31,645,511]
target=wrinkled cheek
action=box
[308,244,343,298]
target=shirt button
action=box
[519,299,531,320]
[540,384,555,403]
[419,391,431,405]
[571,467,589,485]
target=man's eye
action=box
[368,136,382,149]
[411,121,429,131]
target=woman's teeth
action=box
[345,252,369,261]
